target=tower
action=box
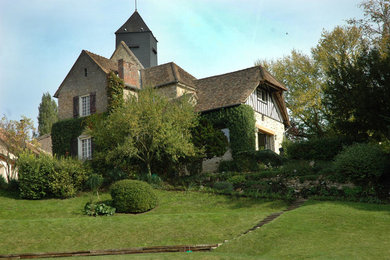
[115,11,158,68]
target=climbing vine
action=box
[107,72,125,113]
[51,117,85,157]
[201,104,256,157]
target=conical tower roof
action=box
[115,11,151,34]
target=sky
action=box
[0,0,364,126]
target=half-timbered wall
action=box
[245,86,283,122]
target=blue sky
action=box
[0,0,363,126]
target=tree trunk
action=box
[146,163,152,177]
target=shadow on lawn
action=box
[220,194,288,211]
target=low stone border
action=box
[0,244,220,259]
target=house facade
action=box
[53,11,290,169]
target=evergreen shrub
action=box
[110,180,158,213]
[334,143,387,188]
[17,151,89,199]
[285,136,354,161]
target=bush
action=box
[0,175,7,189]
[227,175,246,189]
[84,201,116,216]
[17,151,89,199]
[334,143,387,188]
[280,160,315,177]
[213,181,234,194]
[285,136,354,161]
[18,152,52,199]
[110,180,158,213]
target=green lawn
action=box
[2,190,390,259]
[55,200,390,260]
[0,189,286,255]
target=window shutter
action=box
[73,96,79,118]
[90,92,96,114]
[71,138,78,157]
[91,138,95,158]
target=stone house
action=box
[53,11,290,170]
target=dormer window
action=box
[84,68,88,77]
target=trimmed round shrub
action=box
[110,180,158,213]
[334,143,387,187]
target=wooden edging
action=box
[0,244,220,259]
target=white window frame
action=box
[78,135,92,160]
[79,95,91,117]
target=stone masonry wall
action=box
[254,111,285,153]
[57,53,108,120]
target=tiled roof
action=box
[115,11,151,34]
[194,65,289,125]
[141,62,196,89]
[84,50,118,74]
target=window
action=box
[80,95,90,117]
[84,68,88,77]
[257,131,275,151]
[78,136,92,160]
[257,88,268,103]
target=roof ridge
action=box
[197,66,260,82]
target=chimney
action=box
[118,59,140,89]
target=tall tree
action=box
[348,0,390,49]
[257,51,327,138]
[88,87,198,176]
[257,26,366,138]
[0,115,36,182]
[324,42,390,140]
[38,92,58,136]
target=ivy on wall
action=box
[51,117,85,157]
[107,72,125,113]
[201,104,256,157]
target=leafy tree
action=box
[348,0,390,49]
[38,92,58,136]
[324,43,390,140]
[0,115,37,182]
[88,87,198,177]
[258,51,327,138]
[257,26,366,138]
[192,117,228,159]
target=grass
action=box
[0,189,286,255]
[50,200,390,260]
[2,189,389,259]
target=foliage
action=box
[84,201,116,216]
[89,87,198,176]
[284,136,354,160]
[258,51,328,137]
[17,151,89,199]
[213,181,234,194]
[191,117,229,159]
[51,117,85,157]
[227,175,246,189]
[37,92,58,136]
[334,143,387,188]
[107,72,125,113]
[138,173,163,188]
[0,115,37,182]
[348,0,390,49]
[86,174,104,200]
[324,44,390,140]
[110,180,158,213]
[202,105,256,156]
[0,175,7,190]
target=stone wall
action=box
[254,111,285,153]
[57,53,108,120]
[202,149,233,173]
